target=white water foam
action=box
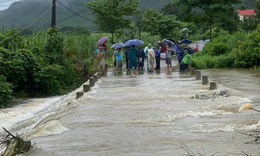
[22,120,68,140]
[189,123,259,133]
[0,96,64,134]
[161,109,233,122]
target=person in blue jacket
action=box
[155,46,161,69]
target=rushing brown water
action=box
[1,59,260,156]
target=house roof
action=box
[238,10,256,15]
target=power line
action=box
[64,0,91,14]
[0,0,17,3]
[0,2,55,44]
[0,5,11,7]
[57,0,94,22]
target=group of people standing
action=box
[122,44,162,75]
[94,39,192,75]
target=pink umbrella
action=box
[97,37,109,47]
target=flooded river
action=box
[1,60,260,156]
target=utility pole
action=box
[51,0,56,28]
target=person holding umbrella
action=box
[97,37,109,59]
[124,39,144,74]
[94,45,106,75]
[128,45,138,75]
[111,42,125,72]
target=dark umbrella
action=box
[181,39,192,44]
[111,42,125,49]
[162,39,177,52]
[167,38,175,43]
[97,37,109,47]
[124,39,144,46]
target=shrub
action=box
[203,42,229,56]
[0,48,41,92]
[33,64,68,95]
[233,24,260,68]
[43,27,64,65]
[191,54,235,69]
[0,75,13,108]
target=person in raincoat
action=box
[94,45,106,75]
[180,50,191,72]
[137,45,145,70]
[128,45,138,75]
[148,44,155,72]
[115,48,123,73]
[145,43,155,72]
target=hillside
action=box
[0,0,172,31]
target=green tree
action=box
[85,0,139,44]
[142,9,180,39]
[161,2,181,20]
[176,0,241,42]
[134,9,144,40]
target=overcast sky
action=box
[0,0,19,10]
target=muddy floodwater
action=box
[1,60,260,156]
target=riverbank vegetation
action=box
[0,0,260,107]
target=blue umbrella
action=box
[111,42,125,49]
[181,39,192,44]
[162,39,177,52]
[124,39,144,46]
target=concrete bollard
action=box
[76,92,84,99]
[104,64,108,72]
[202,76,208,85]
[186,64,191,72]
[93,75,98,82]
[89,77,95,87]
[83,84,90,92]
[191,67,196,76]
[196,71,201,80]
[209,81,217,90]
[103,70,107,77]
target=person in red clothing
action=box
[194,45,199,53]
[102,41,108,58]
[160,43,167,53]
